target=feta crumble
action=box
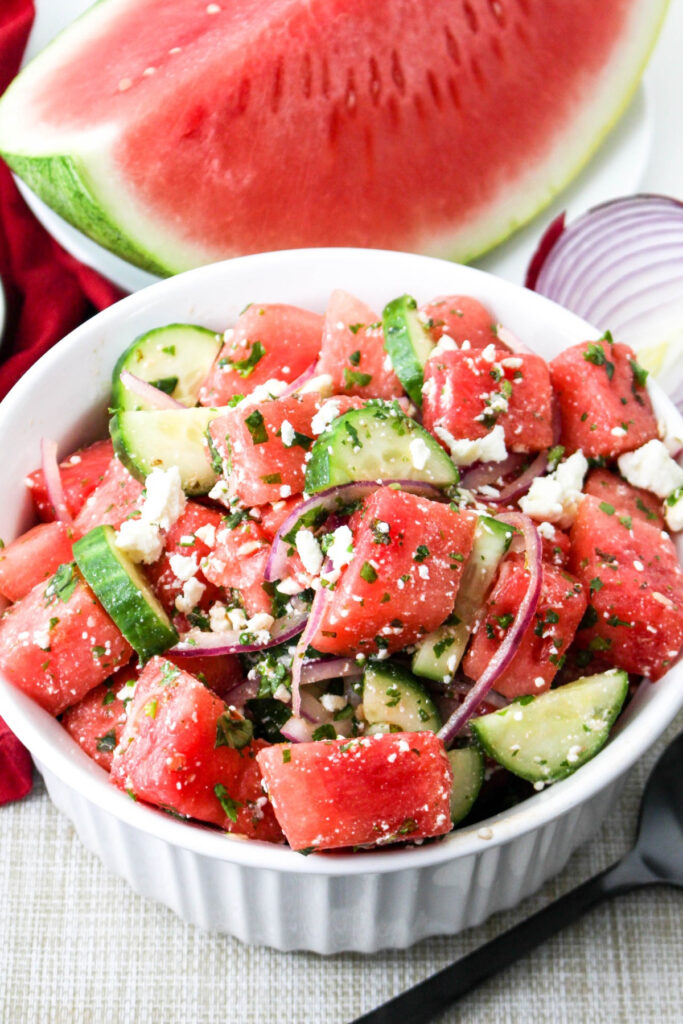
[409,436,431,471]
[436,424,507,466]
[295,529,324,575]
[520,450,588,528]
[618,440,683,499]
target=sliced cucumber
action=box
[73,525,178,662]
[447,746,484,824]
[362,661,442,733]
[382,294,434,406]
[110,406,226,495]
[112,324,222,411]
[304,402,458,493]
[412,514,513,682]
[471,670,629,784]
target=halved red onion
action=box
[265,480,447,582]
[461,452,547,505]
[437,512,542,747]
[119,370,185,409]
[300,657,363,685]
[527,195,683,357]
[171,610,307,656]
[40,438,73,525]
[278,362,318,398]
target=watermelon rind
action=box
[0,0,671,276]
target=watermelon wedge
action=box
[0,0,669,275]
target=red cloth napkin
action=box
[0,0,126,803]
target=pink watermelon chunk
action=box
[0,521,75,603]
[256,731,453,851]
[0,0,667,274]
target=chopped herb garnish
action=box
[343,368,373,389]
[261,472,282,484]
[215,713,254,750]
[583,342,614,380]
[232,340,266,378]
[96,730,117,753]
[360,561,378,583]
[312,723,337,741]
[149,375,178,395]
[348,349,361,365]
[44,563,78,606]
[589,577,604,595]
[244,409,268,444]
[214,783,241,823]
[413,545,430,563]
[599,502,615,516]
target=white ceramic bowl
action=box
[1,249,682,954]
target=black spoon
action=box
[351,731,683,1024]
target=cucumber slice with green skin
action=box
[111,324,222,411]
[412,515,513,682]
[362,660,442,733]
[382,294,434,407]
[304,402,459,493]
[471,670,629,784]
[110,406,226,495]
[73,525,178,662]
[447,746,484,825]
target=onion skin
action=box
[40,438,73,526]
[525,212,566,289]
[119,370,185,409]
[437,512,542,747]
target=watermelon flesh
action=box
[0,0,668,274]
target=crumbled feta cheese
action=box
[280,420,296,447]
[115,519,164,564]
[320,693,348,713]
[208,479,230,503]
[666,493,683,532]
[480,343,497,363]
[536,522,556,540]
[429,334,458,359]
[243,379,288,405]
[322,525,354,576]
[295,529,324,575]
[175,576,206,614]
[618,440,683,499]
[437,424,507,466]
[194,524,216,547]
[273,683,291,704]
[208,602,231,632]
[226,607,248,630]
[280,485,292,498]
[520,450,588,528]
[311,399,341,435]
[276,576,306,595]
[409,436,431,471]
[142,466,186,531]
[169,552,198,582]
[246,612,274,633]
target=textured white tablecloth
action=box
[1,711,681,1024]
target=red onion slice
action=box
[221,676,260,711]
[280,716,318,744]
[437,512,542,747]
[171,611,306,656]
[459,453,526,492]
[278,362,318,398]
[265,480,447,582]
[496,326,534,355]
[527,195,683,358]
[460,452,547,505]
[488,452,548,506]
[119,370,185,409]
[300,657,363,685]
[40,438,73,525]
[290,584,328,717]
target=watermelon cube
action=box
[311,488,476,657]
[0,521,75,603]
[583,467,663,528]
[463,554,587,698]
[569,496,683,680]
[0,566,132,715]
[61,667,132,770]
[422,348,553,453]
[25,439,113,522]
[420,294,498,349]
[110,657,283,842]
[74,456,145,533]
[318,290,403,400]
[256,731,453,851]
[199,304,323,406]
[550,339,658,458]
[145,501,224,615]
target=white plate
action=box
[17,0,665,292]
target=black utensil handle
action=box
[351,851,654,1024]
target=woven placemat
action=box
[1,711,681,1024]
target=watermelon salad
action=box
[1,290,683,853]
